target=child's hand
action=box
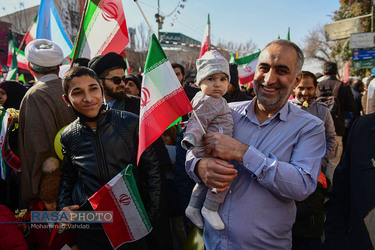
[60,205,79,227]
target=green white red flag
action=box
[230,51,260,86]
[7,30,28,72]
[88,165,151,249]
[199,14,210,58]
[6,30,18,81]
[137,34,193,163]
[71,0,129,60]
[24,15,37,45]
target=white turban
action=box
[25,39,64,67]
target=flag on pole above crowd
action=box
[287,27,291,40]
[7,30,28,71]
[342,61,349,83]
[89,165,152,249]
[71,0,129,60]
[199,14,210,58]
[137,34,193,163]
[36,0,73,58]
[6,30,18,81]
[24,15,37,45]
[230,51,260,86]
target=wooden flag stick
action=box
[71,0,89,65]
[134,0,155,34]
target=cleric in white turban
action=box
[25,39,64,67]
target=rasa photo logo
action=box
[30,211,113,223]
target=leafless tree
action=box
[135,22,152,52]
[216,38,257,57]
[303,25,338,64]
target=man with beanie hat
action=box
[181,50,234,231]
[18,39,76,204]
[224,63,252,103]
[185,40,325,249]
[88,52,140,114]
[124,74,141,96]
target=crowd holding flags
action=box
[1,0,297,245]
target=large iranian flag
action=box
[88,165,151,249]
[230,51,260,86]
[199,14,210,58]
[138,34,193,163]
[72,0,129,60]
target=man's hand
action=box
[195,158,237,193]
[203,132,249,163]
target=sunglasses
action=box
[101,76,126,85]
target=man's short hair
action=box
[29,63,59,75]
[263,39,304,76]
[62,66,100,96]
[72,58,90,67]
[351,79,364,91]
[301,71,318,87]
[99,66,124,79]
[323,62,337,75]
[171,62,185,76]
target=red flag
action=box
[199,14,210,58]
[342,61,349,84]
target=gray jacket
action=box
[290,98,336,170]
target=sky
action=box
[0,0,341,51]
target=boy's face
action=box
[65,75,103,119]
[200,73,229,99]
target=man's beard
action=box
[253,80,291,111]
[103,84,127,100]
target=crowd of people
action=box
[0,37,374,250]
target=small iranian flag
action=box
[230,51,260,86]
[199,14,210,58]
[7,30,18,81]
[138,34,193,163]
[88,165,151,249]
[72,0,129,60]
[7,30,28,71]
[25,15,37,45]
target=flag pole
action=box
[134,0,207,135]
[134,0,155,34]
[71,0,89,65]
[192,110,206,134]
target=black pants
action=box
[75,226,149,250]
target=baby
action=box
[182,50,234,230]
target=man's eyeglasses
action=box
[101,76,126,85]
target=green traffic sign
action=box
[353,59,375,69]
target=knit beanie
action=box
[39,157,61,201]
[196,50,230,86]
[125,74,141,91]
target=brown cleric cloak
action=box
[18,75,76,203]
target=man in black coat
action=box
[324,113,375,250]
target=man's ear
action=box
[62,94,72,107]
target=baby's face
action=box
[200,73,229,99]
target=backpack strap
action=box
[332,80,341,97]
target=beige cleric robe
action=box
[18,75,76,203]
